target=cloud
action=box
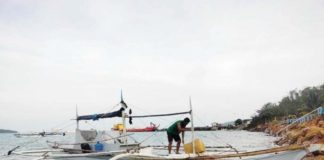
[0,0,324,131]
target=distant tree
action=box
[235,119,243,126]
[248,83,324,129]
[300,87,321,110]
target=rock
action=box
[270,116,324,146]
[302,140,311,146]
[309,135,321,144]
[304,126,323,140]
[317,120,324,127]
[299,122,307,128]
[296,136,305,145]
[287,130,304,141]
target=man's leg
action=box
[176,140,181,154]
[168,141,172,154]
[167,133,172,154]
[175,134,181,154]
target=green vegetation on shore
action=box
[0,129,17,133]
[248,83,324,129]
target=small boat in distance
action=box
[111,123,124,131]
[14,131,66,138]
[127,122,159,132]
[112,122,159,132]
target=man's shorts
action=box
[167,132,180,142]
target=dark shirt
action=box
[167,120,182,135]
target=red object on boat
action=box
[127,122,159,132]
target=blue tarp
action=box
[77,107,124,121]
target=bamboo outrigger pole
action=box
[209,144,307,159]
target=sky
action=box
[0,0,324,132]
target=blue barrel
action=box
[95,141,104,152]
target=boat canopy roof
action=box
[77,107,124,121]
[76,97,190,121]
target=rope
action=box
[130,103,195,147]
[7,135,45,155]
[127,135,139,144]
[56,121,75,131]
[130,111,190,118]
[194,114,241,155]
[138,130,160,144]
[129,105,183,123]
[50,119,73,131]
[124,103,190,146]
[6,119,76,156]
[97,102,121,119]
[7,102,120,156]
[127,103,181,122]
[47,133,134,145]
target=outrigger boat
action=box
[109,98,324,160]
[8,95,323,160]
[9,93,140,159]
[111,143,324,160]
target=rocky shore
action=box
[250,116,324,159]
[252,116,324,145]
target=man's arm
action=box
[181,131,185,144]
[177,123,186,132]
[177,123,186,144]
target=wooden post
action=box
[189,97,195,155]
[122,111,127,144]
[76,104,79,129]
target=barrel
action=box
[95,141,104,152]
[184,138,205,154]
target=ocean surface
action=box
[0,130,278,159]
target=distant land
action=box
[0,129,17,133]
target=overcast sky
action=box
[1,0,324,132]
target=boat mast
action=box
[189,97,195,154]
[121,90,127,144]
[122,111,127,144]
[76,104,79,129]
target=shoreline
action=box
[248,116,324,159]
[250,116,324,151]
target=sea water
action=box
[0,130,278,160]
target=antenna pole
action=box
[189,97,195,155]
[121,90,123,101]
